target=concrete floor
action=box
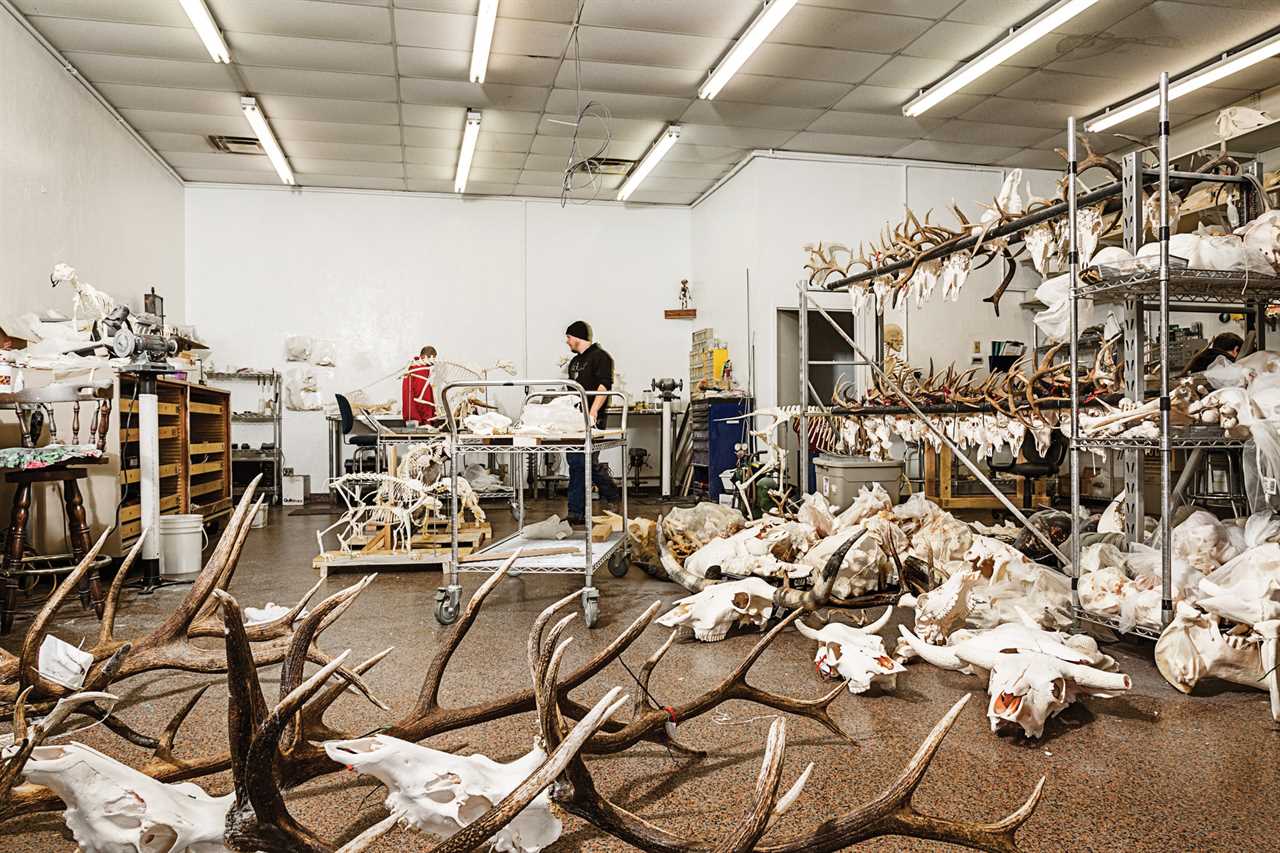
[4,498,1280,852]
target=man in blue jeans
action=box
[564,320,620,525]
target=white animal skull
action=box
[656,577,775,642]
[897,569,982,645]
[1155,601,1280,722]
[323,735,560,853]
[796,608,903,693]
[22,741,233,853]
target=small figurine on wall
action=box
[664,279,696,320]
[679,279,692,310]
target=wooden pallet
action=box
[312,520,492,579]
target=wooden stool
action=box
[0,379,113,634]
[1,463,106,634]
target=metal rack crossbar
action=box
[434,379,629,628]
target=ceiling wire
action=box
[558,0,612,206]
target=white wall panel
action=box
[0,11,184,325]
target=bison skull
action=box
[795,608,903,693]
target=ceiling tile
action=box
[574,26,728,70]
[770,7,932,52]
[518,169,572,187]
[958,97,1084,130]
[998,148,1073,171]
[579,0,760,39]
[945,0,1044,29]
[271,119,403,146]
[479,132,535,153]
[255,95,401,124]
[401,104,468,129]
[30,17,207,60]
[399,78,547,111]
[681,101,824,131]
[651,160,732,179]
[407,163,457,180]
[393,9,473,50]
[404,126,462,148]
[552,61,702,98]
[1045,38,1188,81]
[145,131,217,154]
[166,151,275,171]
[396,46,469,79]
[1001,70,1137,109]
[625,189,701,205]
[122,110,251,136]
[800,0,959,16]
[926,119,1057,148]
[239,66,398,101]
[806,111,944,138]
[544,89,689,121]
[215,0,392,43]
[406,178,456,193]
[301,176,407,191]
[666,143,746,164]
[783,132,907,157]
[62,52,238,89]
[711,74,853,109]
[15,0,189,27]
[97,83,244,115]
[530,135,648,159]
[292,159,405,178]
[179,168,280,185]
[466,181,519,195]
[522,155,572,172]
[469,167,523,183]
[675,124,796,148]
[537,113,665,141]
[894,139,1020,164]
[477,110,542,135]
[496,0,583,23]
[902,20,1005,63]
[864,55,955,89]
[740,44,888,85]
[473,150,528,169]
[227,33,395,75]
[491,18,571,57]
[282,141,403,163]
[405,147,458,165]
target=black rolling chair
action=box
[335,394,379,473]
[989,429,1069,510]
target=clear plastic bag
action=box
[285,335,313,362]
[285,366,322,411]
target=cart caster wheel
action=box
[608,555,629,578]
[434,588,459,625]
[582,589,600,628]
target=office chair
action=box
[989,429,1069,510]
[335,394,379,473]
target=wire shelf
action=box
[1078,267,1280,303]
[1074,427,1249,451]
[1072,607,1163,641]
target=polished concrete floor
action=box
[4,499,1279,852]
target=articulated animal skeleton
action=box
[2,548,1047,851]
[49,263,118,336]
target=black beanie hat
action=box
[565,320,591,340]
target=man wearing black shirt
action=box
[565,320,620,524]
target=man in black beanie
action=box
[565,321,620,524]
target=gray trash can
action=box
[814,456,904,508]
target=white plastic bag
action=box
[522,515,572,540]
[285,366,322,411]
[285,335,313,362]
[1032,273,1093,343]
[311,339,337,367]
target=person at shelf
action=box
[401,345,437,425]
[565,321,621,525]
[1181,331,1243,375]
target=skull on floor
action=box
[796,607,903,693]
[21,741,232,853]
[323,734,560,853]
[655,577,775,642]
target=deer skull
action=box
[21,741,233,853]
[656,577,776,642]
[323,735,561,853]
[796,608,903,693]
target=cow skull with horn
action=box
[797,607,904,693]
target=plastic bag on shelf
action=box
[285,366,322,411]
[285,335,313,362]
[1032,273,1093,343]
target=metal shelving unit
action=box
[208,370,283,503]
[1067,73,1273,637]
[434,380,630,628]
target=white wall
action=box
[185,186,691,484]
[0,10,184,324]
[690,153,1057,408]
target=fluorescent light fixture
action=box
[455,110,482,193]
[1086,31,1280,132]
[698,0,798,100]
[617,125,680,202]
[178,0,230,63]
[240,97,294,185]
[903,0,1099,117]
[470,0,499,83]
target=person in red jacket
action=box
[401,345,437,425]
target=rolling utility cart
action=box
[435,380,629,628]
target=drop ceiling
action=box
[13,0,1280,205]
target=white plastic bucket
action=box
[159,514,204,580]
[252,502,268,528]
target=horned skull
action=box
[656,577,776,642]
[21,741,233,853]
[323,735,561,853]
[796,608,903,693]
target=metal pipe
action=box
[1158,73,1174,630]
[799,281,810,496]
[1067,117,1083,625]
[805,298,1070,564]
